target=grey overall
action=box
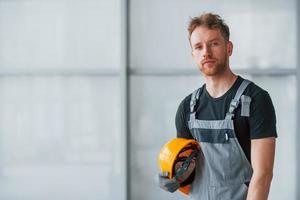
[188,80,253,200]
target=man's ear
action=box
[227,41,233,56]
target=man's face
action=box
[190,26,232,77]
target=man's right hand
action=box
[158,172,180,193]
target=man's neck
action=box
[204,70,237,98]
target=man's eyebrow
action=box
[208,38,221,42]
[193,42,202,47]
[193,38,222,47]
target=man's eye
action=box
[211,42,219,46]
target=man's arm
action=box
[246,137,276,200]
[176,96,194,139]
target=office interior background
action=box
[0,0,298,199]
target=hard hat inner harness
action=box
[174,144,199,182]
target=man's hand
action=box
[158,172,180,193]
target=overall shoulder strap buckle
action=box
[226,79,252,119]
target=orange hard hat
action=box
[158,138,199,195]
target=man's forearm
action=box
[247,137,276,200]
[246,173,273,200]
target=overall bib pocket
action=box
[196,130,234,187]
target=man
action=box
[159,13,277,200]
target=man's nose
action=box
[202,46,211,58]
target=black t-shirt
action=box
[175,76,277,162]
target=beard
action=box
[199,55,228,77]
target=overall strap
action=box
[190,85,205,114]
[225,79,251,120]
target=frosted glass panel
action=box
[0,76,122,200]
[130,0,296,70]
[229,9,296,70]
[130,75,296,200]
[0,0,121,70]
[130,76,204,200]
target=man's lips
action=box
[202,60,216,65]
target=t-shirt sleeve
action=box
[249,90,277,139]
[175,96,194,139]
